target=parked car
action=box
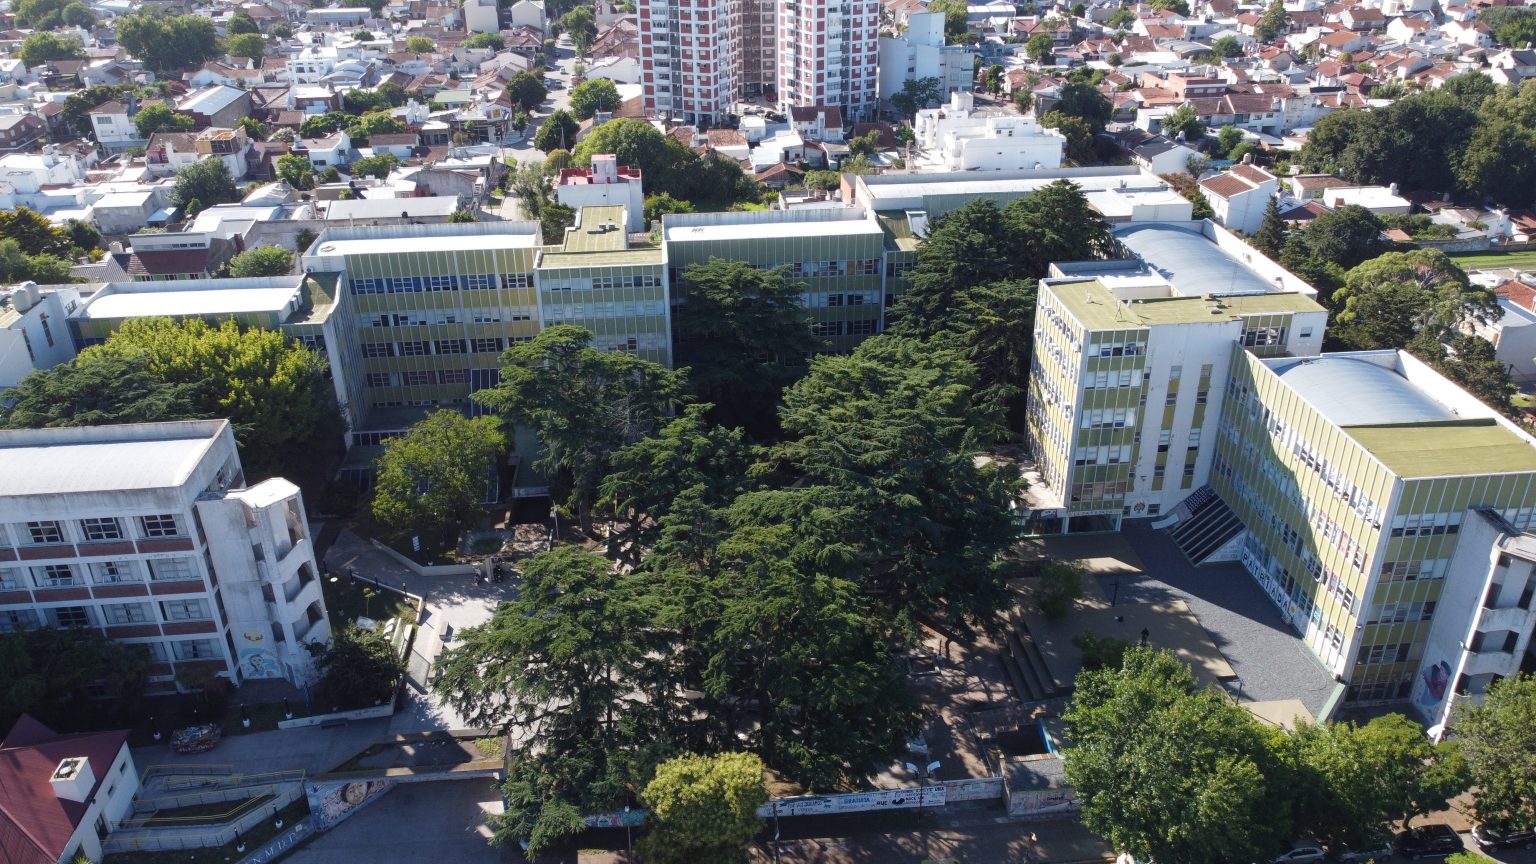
[1272,846,1327,864]
[1392,825,1462,859]
[1333,839,1393,863]
[1473,823,1536,850]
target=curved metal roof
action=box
[1272,357,1454,426]
[1116,224,1277,297]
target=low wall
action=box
[277,701,395,730]
[104,782,305,854]
[942,777,1005,802]
[368,538,478,577]
[1416,236,1493,253]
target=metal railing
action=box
[104,783,305,854]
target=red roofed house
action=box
[0,715,139,864]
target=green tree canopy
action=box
[533,109,579,152]
[507,71,548,112]
[643,192,693,225]
[1065,647,1295,864]
[172,158,238,213]
[639,753,769,864]
[116,10,221,71]
[0,240,75,285]
[472,325,686,530]
[349,152,399,180]
[0,207,72,257]
[465,31,505,50]
[1056,80,1113,130]
[1026,33,1054,64]
[18,31,82,67]
[0,353,201,429]
[673,258,816,438]
[1042,110,1094,164]
[1255,0,1290,41]
[308,626,404,710]
[569,77,621,119]
[1163,102,1205,142]
[1329,249,1496,350]
[228,12,259,34]
[133,103,196,139]
[434,546,672,853]
[276,153,316,190]
[405,35,434,53]
[88,317,344,482]
[227,32,267,62]
[1279,204,1385,297]
[226,246,294,277]
[1458,673,1536,832]
[890,77,942,119]
[370,410,505,549]
[1251,196,1287,258]
[1289,714,1468,846]
[0,627,149,733]
[558,4,597,52]
[775,336,1022,626]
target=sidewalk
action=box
[761,811,1112,864]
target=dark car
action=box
[1473,823,1536,850]
[1392,825,1462,859]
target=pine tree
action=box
[1252,196,1287,258]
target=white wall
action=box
[0,287,80,392]
[63,745,140,864]
[556,181,645,232]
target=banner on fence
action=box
[756,785,947,818]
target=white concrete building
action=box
[0,716,140,864]
[914,92,1065,171]
[0,421,332,694]
[877,12,976,104]
[1416,508,1536,736]
[1198,162,1278,235]
[508,0,546,30]
[0,282,81,393]
[463,0,501,32]
[555,154,645,232]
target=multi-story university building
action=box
[1019,211,1536,724]
[0,421,331,695]
[638,0,877,124]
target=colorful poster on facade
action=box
[239,628,282,679]
[1417,659,1452,710]
[309,779,395,830]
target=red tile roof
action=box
[0,716,130,864]
[1497,280,1536,311]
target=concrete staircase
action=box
[1167,487,1244,565]
[1001,611,1063,703]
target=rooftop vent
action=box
[50,757,95,803]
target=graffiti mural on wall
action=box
[308,779,396,830]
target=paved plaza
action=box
[285,779,512,864]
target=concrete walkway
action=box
[323,529,522,733]
[132,718,391,779]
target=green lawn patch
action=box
[1448,249,1536,272]
[143,794,275,827]
[321,574,418,630]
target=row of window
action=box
[812,319,878,337]
[350,273,532,294]
[366,369,474,388]
[362,339,477,358]
[0,605,211,633]
[0,557,199,589]
[547,275,663,291]
[15,515,181,546]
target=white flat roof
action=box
[78,285,301,320]
[314,232,540,256]
[863,172,1159,204]
[0,422,224,497]
[665,218,881,243]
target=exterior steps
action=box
[1168,492,1244,565]
[1001,613,1063,702]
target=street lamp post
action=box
[772,801,782,864]
[623,804,632,857]
[904,759,941,858]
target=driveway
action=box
[286,779,513,864]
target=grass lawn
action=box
[1448,249,1536,272]
[321,573,418,630]
[1515,393,1536,409]
[105,797,310,864]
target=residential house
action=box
[112,232,236,280]
[0,112,44,153]
[178,85,253,130]
[0,716,140,864]
[1199,161,1278,234]
[1490,48,1536,86]
[508,0,546,30]
[1127,134,1201,175]
[554,154,645,232]
[295,130,352,168]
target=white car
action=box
[1335,841,1393,863]
[1271,846,1327,864]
